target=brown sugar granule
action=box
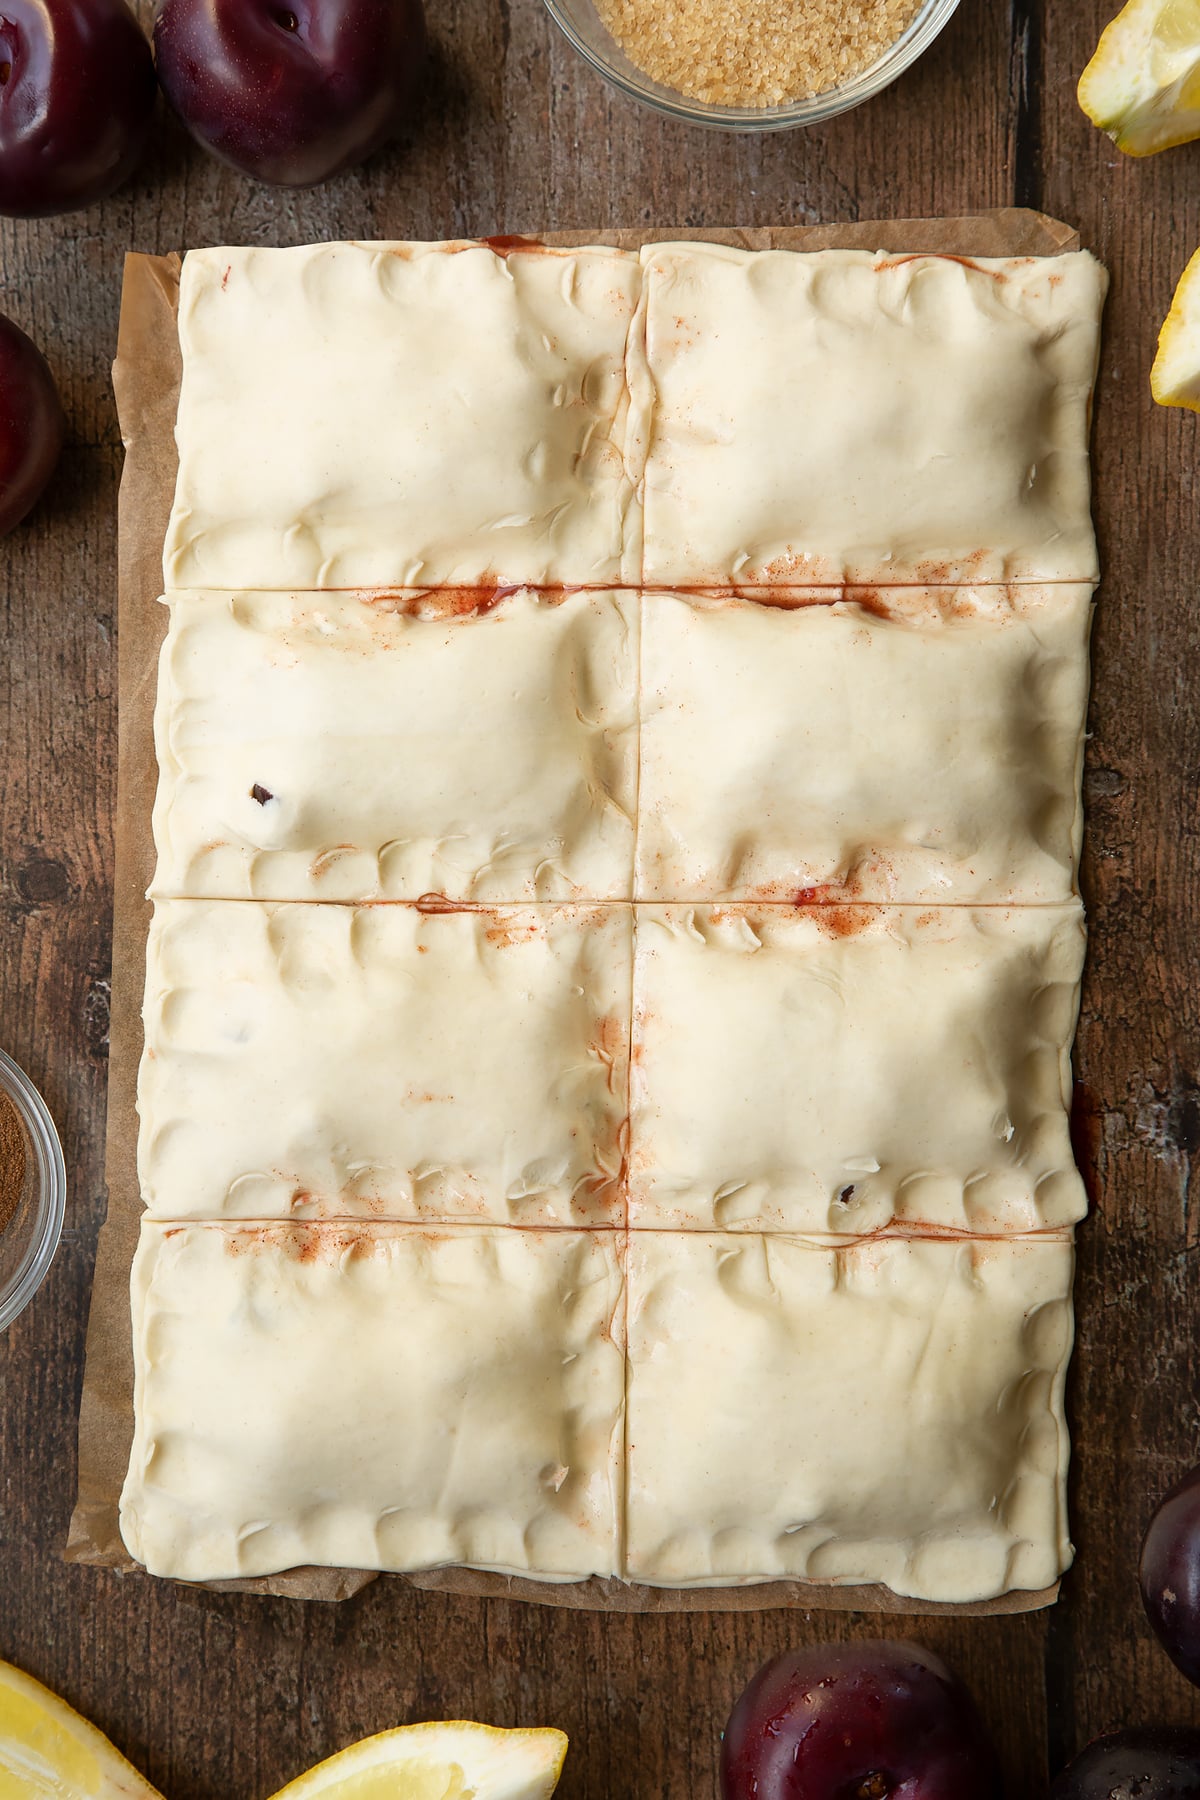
[595,0,924,106]
[0,1091,26,1235]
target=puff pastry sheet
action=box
[628,903,1086,1233]
[636,585,1092,904]
[120,1221,626,1583]
[164,242,643,591]
[633,245,1107,586]
[151,588,639,902]
[138,901,630,1226]
[119,1223,1071,1599]
[132,234,1099,1602]
[625,1232,1074,1601]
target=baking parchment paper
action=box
[67,209,1081,1612]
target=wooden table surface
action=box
[1,2,1197,1793]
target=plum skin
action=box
[0,0,157,218]
[153,0,427,188]
[719,1640,1003,1800]
[0,313,65,536]
[1141,1466,1200,1687]
[1050,1728,1200,1798]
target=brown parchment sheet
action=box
[67,209,1081,1612]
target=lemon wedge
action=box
[265,1722,569,1800]
[0,1656,162,1798]
[1086,0,1200,151]
[1078,0,1200,153]
[1152,245,1200,407]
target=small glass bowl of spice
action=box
[542,0,959,128]
[0,1048,66,1331]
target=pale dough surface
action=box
[635,586,1092,904]
[628,903,1086,1232]
[632,246,1107,586]
[132,237,1100,1601]
[624,1231,1073,1601]
[138,901,631,1226]
[165,242,643,590]
[151,588,639,903]
[120,1222,625,1582]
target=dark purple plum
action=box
[1142,1466,1200,1686]
[719,1640,1002,1800]
[0,0,157,217]
[153,0,426,187]
[0,313,64,534]
[1050,1728,1200,1798]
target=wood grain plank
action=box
[1037,0,1200,1776]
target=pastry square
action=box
[120,1221,626,1583]
[151,588,639,903]
[633,245,1107,586]
[164,241,643,591]
[138,900,631,1225]
[624,1231,1074,1602]
[635,585,1093,905]
[628,903,1086,1232]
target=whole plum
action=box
[0,0,157,217]
[0,313,65,534]
[153,0,426,187]
[719,1640,1002,1800]
[1050,1728,1200,1799]
[1142,1465,1200,1687]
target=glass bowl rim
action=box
[0,1045,66,1332]
[540,0,961,130]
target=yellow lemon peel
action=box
[265,1722,569,1800]
[1079,0,1200,154]
[0,1656,162,1799]
[1152,245,1200,409]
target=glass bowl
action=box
[0,1047,66,1331]
[542,0,960,130]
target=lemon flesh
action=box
[0,1657,162,1799]
[1152,245,1200,408]
[266,1722,569,1800]
[1078,0,1200,153]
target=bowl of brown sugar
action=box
[542,0,959,127]
[0,1048,66,1331]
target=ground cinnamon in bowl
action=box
[0,1089,26,1235]
[593,0,923,106]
